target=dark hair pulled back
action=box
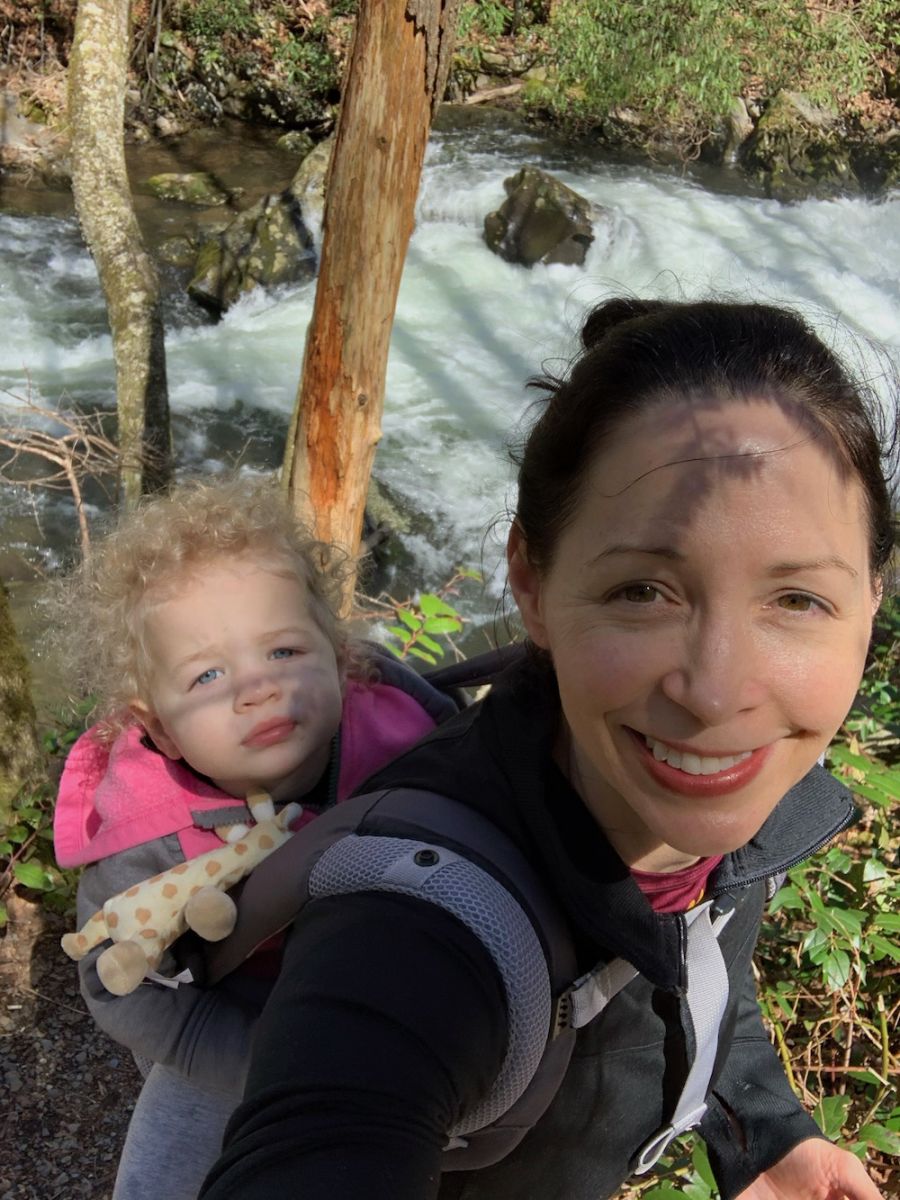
[513,298,898,576]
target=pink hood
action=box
[54,678,437,868]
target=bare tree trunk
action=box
[69,0,171,507]
[0,581,40,819]
[284,0,460,570]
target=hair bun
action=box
[581,298,668,350]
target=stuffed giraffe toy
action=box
[61,791,300,996]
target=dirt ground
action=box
[0,894,141,1200]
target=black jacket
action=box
[201,659,855,1200]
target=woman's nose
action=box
[659,617,766,725]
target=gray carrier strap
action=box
[310,835,550,1142]
[633,899,734,1174]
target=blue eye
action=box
[194,667,223,686]
[270,647,298,660]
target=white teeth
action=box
[644,735,753,776]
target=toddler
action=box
[53,475,457,1200]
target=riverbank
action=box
[2,1,899,205]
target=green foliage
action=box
[458,0,514,40]
[530,0,898,140]
[382,569,482,665]
[0,704,90,926]
[272,29,339,96]
[178,0,259,42]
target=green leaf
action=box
[395,609,422,632]
[408,646,438,665]
[418,594,459,619]
[641,1188,685,1200]
[857,1124,900,1155]
[863,858,889,883]
[6,827,28,844]
[0,840,13,857]
[13,860,51,890]
[691,1142,716,1190]
[422,616,463,636]
[386,625,412,642]
[823,948,851,990]
[415,633,445,656]
[813,1094,852,1139]
[0,901,6,928]
[873,912,900,933]
[867,933,900,963]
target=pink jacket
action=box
[54,678,439,868]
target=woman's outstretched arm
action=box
[199,890,508,1200]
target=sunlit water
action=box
[2,114,898,648]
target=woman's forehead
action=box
[591,395,829,497]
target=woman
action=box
[199,299,895,1200]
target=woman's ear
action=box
[507,522,550,650]
[128,701,181,761]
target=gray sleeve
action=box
[74,838,260,1096]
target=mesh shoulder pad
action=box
[309,833,552,1140]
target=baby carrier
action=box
[203,648,737,1176]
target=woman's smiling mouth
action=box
[627,729,772,796]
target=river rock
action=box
[287,135,333,226]
[146,172,231,206]
[187,190,316,315]
[277,130,316,157]
[741,90,859,201]
[483,166,595,267]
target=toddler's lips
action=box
[242,718,296,748]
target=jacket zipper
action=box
[707,805,856,897]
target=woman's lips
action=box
[242,718,297,748]
[627,728,772,797]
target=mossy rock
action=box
[146,171,230,206]
[742,91,859,201]
[158,236,199,269]
[277,130,316,157]
[188,190,317,315]
[484,166,597,268]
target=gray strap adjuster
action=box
[634,900,734,1174]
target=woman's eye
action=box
[194,667,223,686]
[776,592,819,613]
[614,583,661,604]
[270,647,298,660]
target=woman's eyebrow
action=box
[768,556,859,579]
[590,543,685,564]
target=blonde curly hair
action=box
[54,474,365,737]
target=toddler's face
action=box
[133,557,344,801]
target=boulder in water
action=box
[483,166,596,267]
[187,190,316,316]
[287,135,334,227]
[742,91,859,201]
[146,172,231,206]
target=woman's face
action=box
[509,396,879,871]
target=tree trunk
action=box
[69,0,171,507]
[284,0,460,570]
[0,581,40,821]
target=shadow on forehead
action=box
[591,388,855,547]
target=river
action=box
[2,108,898,661]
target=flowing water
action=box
[2,109,898,661]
